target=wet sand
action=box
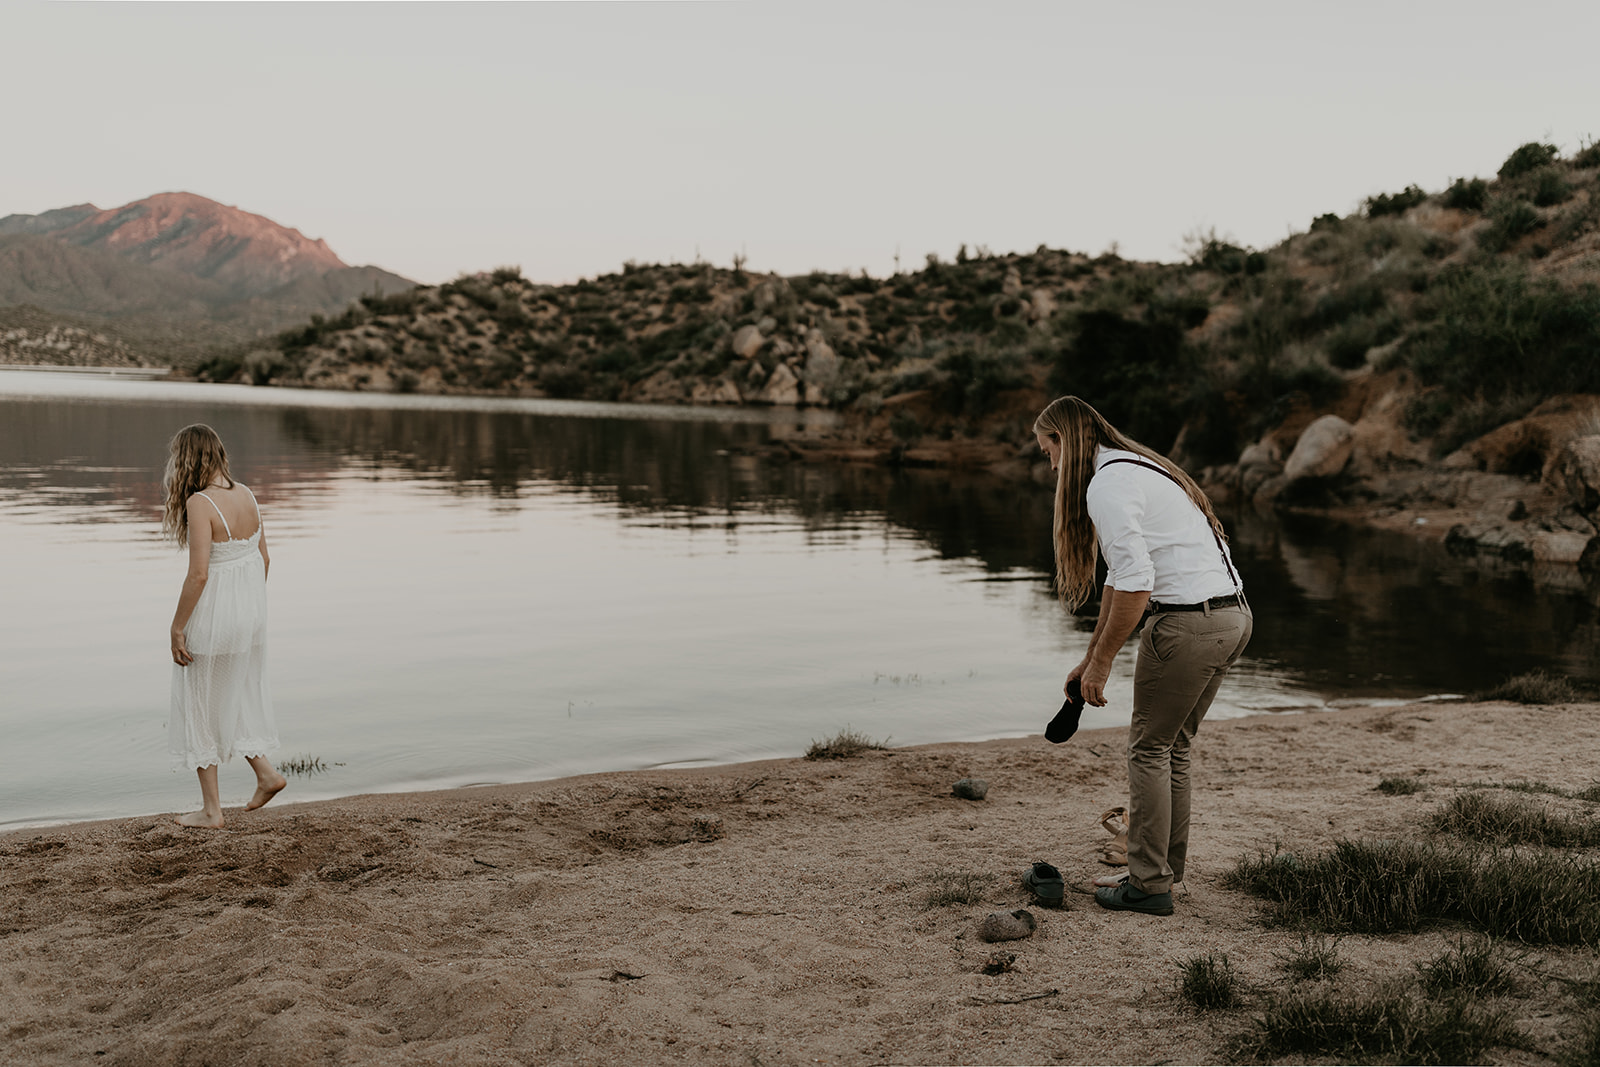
[4,700,1597,1066]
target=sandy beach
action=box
[4,700,1598,1066]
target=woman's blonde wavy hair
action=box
[1033,396,1227,610]
[162,424,233,548]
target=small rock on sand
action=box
[952,778,988,801]
[978,909,1037,943]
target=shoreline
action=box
[5,699,1597,1065]
[0,693,1468,837]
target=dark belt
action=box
[1148,594,1245,615]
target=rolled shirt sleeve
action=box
[1086,475,1155,592]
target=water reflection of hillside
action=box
[6,392,1599,693]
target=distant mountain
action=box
[0,192,416,367]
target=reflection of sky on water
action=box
[4,372,1597,828]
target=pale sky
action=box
[5,1,1598,286]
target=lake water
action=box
[5,372,1598,830]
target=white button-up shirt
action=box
[1085,447,1242,604]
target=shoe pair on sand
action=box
[1023,861,1173,915]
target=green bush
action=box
[1324,312,1400,369]
[1444,177,1489,211]
[1367,184,1427,218]
[1575,139,1600,169]
[1532,167,1574,207]
[1499,141,1561,179]
[1479,199,1543,252]
[1048,309,1192,453]
[1400,264,1600,407]
[1310,212,1343,233]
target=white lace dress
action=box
[169,488,279,770]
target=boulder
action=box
[1532,530,1592,564]
[1028,288,1056,324]
[1547,435,1600,512]
[1283,415,1355,482]
[690,377,743,405]
[802,329,840,397]
[757,362,801,406]
[730,325,766,360]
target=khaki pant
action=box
[1127,603,1252,894]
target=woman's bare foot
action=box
[244,773,287,811]
[175,810,225,829]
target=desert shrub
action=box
[1192,238,1265,276]
[359,288,425,317]
[490,265,523,284]
[440,275,501,313]
[889,411,923,445]
[666,282,713,305]
[1048,309,1193,453]
[1417,936,1521,997]
[237,348,284,385]
[1403,390,1538,456]
[1324,312,1401,369]
[1275,934,1344,982]
[1575,139,1600,169]
[1378,776,1425,796]
[1400,264,1600,411]
[193,354,243,383]
[1178,953,1242,1010]
[1532,168,1574,207]
[1298,278,1386,334]
[1367,184,1427,218]
[538,364,589,399]
[1310,212,1343,232]
[804,728,889,760]
[1444,177,1489,211]
[1479,199,1543,252]
[1235,986,1529,1063]
[1430,792,1600,848]
[922,870,995,908]
[1476,668,1583,704]
[1499,141,1561,180]
[934,343,1025,417]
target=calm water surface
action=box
[4,372,1598,830]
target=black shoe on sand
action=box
[1022,861,1065,907]
[1094,882,1173,916]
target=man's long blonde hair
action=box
[162,424,233,548]
[1033,396,1226,610]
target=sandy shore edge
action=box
[5,700,1598,1066]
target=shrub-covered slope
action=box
[210,141,1600,478]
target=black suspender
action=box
[1097,457,1242,593]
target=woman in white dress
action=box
[163,424,285,828]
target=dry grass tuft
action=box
[804,728,890,761]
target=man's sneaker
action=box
[1093,881,1173,916]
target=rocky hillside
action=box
[213,139,1600,575]
[0,193,415,367]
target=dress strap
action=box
[194,491,233,540]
